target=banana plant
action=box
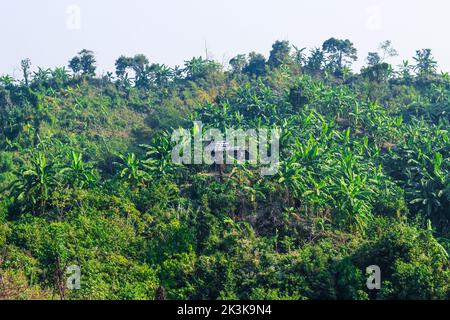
[60,151,97,189]
[0,75,15,89]
[407,152,449,226]
[115,153,147,189]
[141,132,182,181]
[9,152,58,215]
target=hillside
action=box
[0,40,449,300]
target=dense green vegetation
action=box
[0,39,449,300]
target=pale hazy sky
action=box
[1,0,449,76]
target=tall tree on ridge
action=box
[69,49,96,76]
[268,40,292,68]
[322,38,358,76]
